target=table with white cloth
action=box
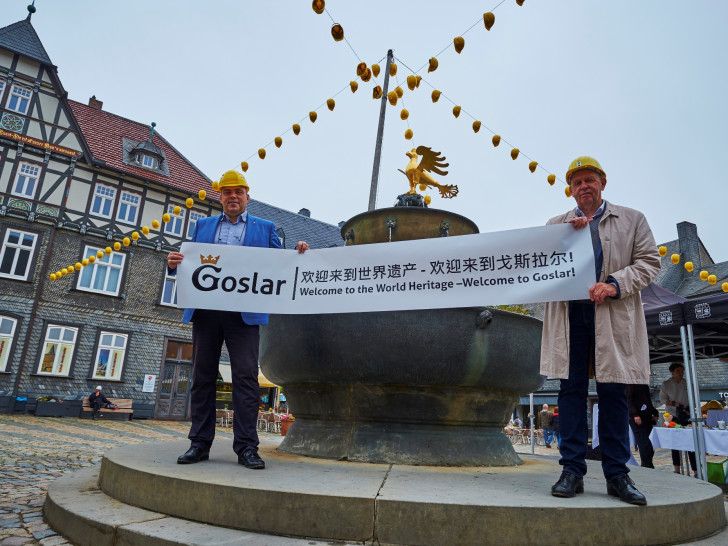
[649,427,728,456]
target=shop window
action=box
[6,84,32,115]
[116,190,140,225]
[164,204,185,236]
[92,332,127,380]
[37,325,77,376]
[0,316,17,372]
[90,184,116,218]
[11,161,41,199]
[0,228,37,281]
[77,246,125,296]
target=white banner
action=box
[176,223,595,314]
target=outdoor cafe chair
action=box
[257,412,269,431]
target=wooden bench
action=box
[81,397,133,420]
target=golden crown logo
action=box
[200,254,220,265]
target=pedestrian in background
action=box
[626,384,659,468]
[538,404,554,448]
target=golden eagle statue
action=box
[399,146,459,198]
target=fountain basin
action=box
[260,306,544,466]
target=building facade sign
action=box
[0,128,81,157]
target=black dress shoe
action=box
[238,448,265,469]
[177,447,209,464]
[551,471,584,498]
[606,474,647,505]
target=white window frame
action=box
[77,246,126,296]
[0,228,38,281]
[90,183,116,219]
[37,325,78,376]
[0,81,6,101]
[11,161,41,199]
[160,271,178,307]
[164,204,185,237]
[6,84,32,115]
[140,154,158,169]
[0,316,18,373]
[187,211,206,240]
[92,332,128,380]
[116,189,141,225]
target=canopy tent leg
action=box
[529,393,535,454]
[681,325,705,480]
[687,324,708,479]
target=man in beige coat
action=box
[543,156,660,505]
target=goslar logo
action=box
[191,258,287,295]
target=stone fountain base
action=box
[45,440,727,546]
[278,384,520,466]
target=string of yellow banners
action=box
[239,0,561,189]
[49,190,208,282]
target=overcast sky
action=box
[14,1,728,265]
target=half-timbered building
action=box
[0,13,343,418]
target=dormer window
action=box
[123,122,167,173]
[135,153,159,169]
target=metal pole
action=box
[529,393,535,454]
[368,49,393,211]
[687,324,708,479]
[680,326,703,479]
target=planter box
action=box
[35,401,80,417]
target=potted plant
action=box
[280,414,295,436]
[35,396,78,417]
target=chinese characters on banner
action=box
[176,223,595,315]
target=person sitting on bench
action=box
[89,386,110,420]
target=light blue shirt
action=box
[215,211,248,246]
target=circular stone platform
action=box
[44,439,727,546]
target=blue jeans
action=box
[543,428,554,446]
[558,302,630,481]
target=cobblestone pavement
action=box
[1,415,726,545]
[0,414,229,545]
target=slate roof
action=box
[651,359,728,391]
[655,238,727,298]
[0,19,52,66]
[248,200,344,249]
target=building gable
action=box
[0,19,52,66]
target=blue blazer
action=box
[180,214,282,325]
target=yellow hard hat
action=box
[217,170,249,190]
[565,156,606,183]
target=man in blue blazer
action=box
[167,170,308,469]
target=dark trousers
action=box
[671,449,697,472]
[558,302,630,480]
[91,400,104,417]
[629,419,655,468]
[189,310,261,456]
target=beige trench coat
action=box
[540,201,661,384]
